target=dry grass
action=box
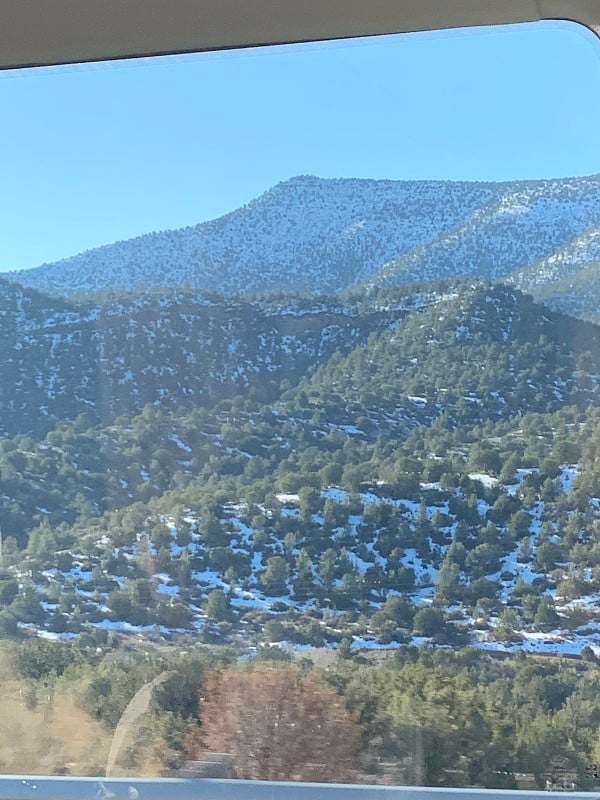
[0,684,110,775]
[0,680,110,774]
[0,648,161,777]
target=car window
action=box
[0,19,600,793]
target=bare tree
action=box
[184,664,360,782]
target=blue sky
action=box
[1,20,600,272]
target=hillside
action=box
[6,278,600,788]
[9,175,600,317]
[511,256,600,323]
[371,177,600,291]
[1,283,600,665]
[7,177,600,789]
[0,279,426,436]
[297,283,600,433]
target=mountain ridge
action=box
[0,277,442,437]
[9,174,600,321]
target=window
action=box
[0,18,600,793]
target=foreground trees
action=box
[10,638,600,790]
[184,664,360,781]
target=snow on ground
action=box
[275,493,300,505]
[402,548,436,585]
[473,629,600,658]
[321,487,347,503]
[169,434,192,453]
[499,545,539,595]
[156,582,180,596]
[505,468,539,496]
[350,637,404,650]
[558,590,600,609]
[192,568,226,587]
[559,464,579,493]
[468,473,499,489]
[18,459,600,656]
[230,589,271,610]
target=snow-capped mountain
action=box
[371,178,600,287]
[10,175,600,309]
[507,225,600,321]
[512,225,600,292]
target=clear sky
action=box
[1,20,600,272]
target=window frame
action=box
[1,2,600,798]
[1,0,599,71]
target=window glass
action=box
[1,19,600,793]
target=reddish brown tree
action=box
[184,663,361,782]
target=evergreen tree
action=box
[261,557,290,596]
[205,588,231,622]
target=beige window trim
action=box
[1,0,599,71]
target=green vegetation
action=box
[9,637,600,790]
[2,284,600,650]
[2,279,600,785]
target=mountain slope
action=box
[6,284,600,661]
[10,175,600,301]
[3,277,600,441]
[295,283,600,435]
[370,178,600,288]
[0,279,431,436]
[508,226,600,321]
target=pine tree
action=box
[261,556,290,596]
[205,588,231,622]
[436,560,462,603]
[293,549,313,599]
[136,534,155,575]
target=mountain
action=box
[508,227,600,321]
[7,177,600,663]
[7,275,596,442]
[372,179,600,293]
[10,173,600,790]
[9,175,600,313]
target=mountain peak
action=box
[8,174,600,321]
